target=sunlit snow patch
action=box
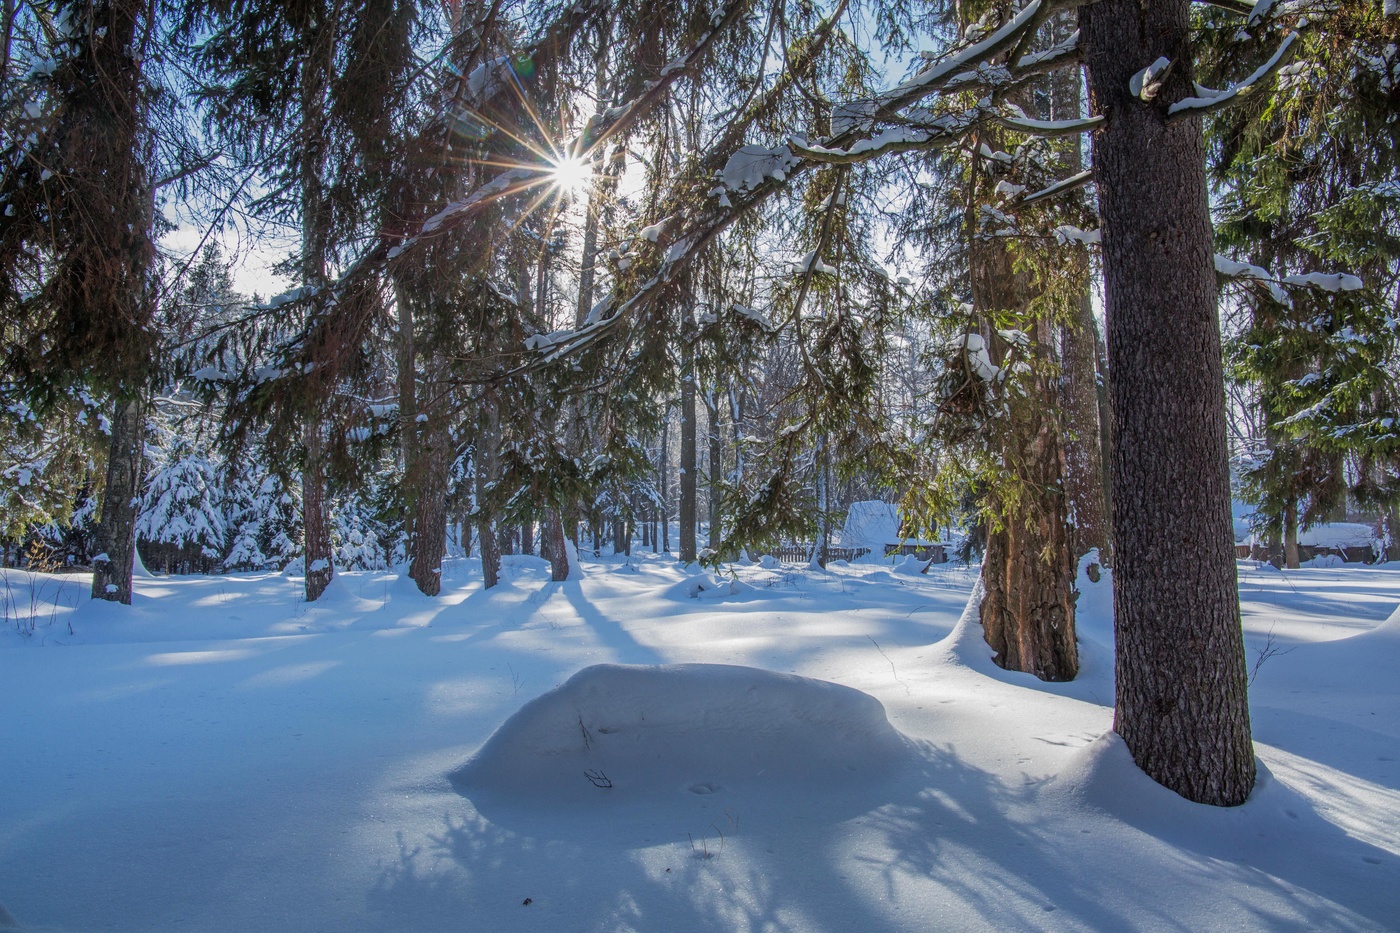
[450,663,913,809]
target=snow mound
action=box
[685,575,753,599]
[451,663,912,806]
[1300,553,1344,568]
[1040,733,1361,864]
[893,554,925,575]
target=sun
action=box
[549,154,592,196]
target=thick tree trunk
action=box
[971,237,1079,682]
[1062,294,1112,565]
[1283,498,1300,570]
[302,420,334,602]
[980,412,1078,680]
[91,395,145,604]
[1046,14,1110,567]
[545,509,571,581]
[408,406,450,596]
[1082,0,1255,806]
[679,343,698,562]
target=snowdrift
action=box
[451,663,914,808]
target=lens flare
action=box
[549,155,592,196]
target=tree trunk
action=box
[1046,12,1110,567]
[91,395,145,604]
[660,406,671,553]
[1283,498,1300,570]
[1082,0,1255,806]
[395,280,418,548]
[970,237,1079,682]
[1094,322,1115,532]
[545,509,571,581]
[679,343,698,562]
[705,391,723,549]
[408,404,450,596]
[811,435,830,568]
[1062,294,1112,565]
[979,394,1079,680]
[302,420,333,601]
[476,395,502,589]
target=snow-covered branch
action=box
[789,107,985,164]
[1167,31,1300,120]
[991,113,1104,136]
[1018,169,1092,205]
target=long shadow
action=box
[554,579,667,665]
[372,735,1224,931]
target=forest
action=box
[2,0,1400,928]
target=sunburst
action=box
[548,154,593,197]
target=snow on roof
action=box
[1233,500,1380,549]
[1296,522,1380,549]
[839,500,936,548]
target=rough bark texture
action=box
[705,393,723,548]
[395,282,418,548]
[545,509,570,581]
[1283,498,1300,570]
[91,396,145,604]
[1081,0,1255,806]
[302,420,334,602]
[408,403,450,596]
[1062,294,1112,564]
[679,343,698,563]
[477,395,502,589]
[1047,13,1110,566]
[971,238,1079,682]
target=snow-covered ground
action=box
[2,555,1397,932]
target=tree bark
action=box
[660,413,670,553]
[1082,0,1255,806]
[679,342,698,562]
[1062,294,1112,565]
[705,391,723,549]
[408,400,450,596]
[1046,11,1110,567]
[476,394,502,589]
[545,509,571,580]
[1283,498,1300,570]
[91,395,145,604]
[302,419,334,601]
[970,235,1079,682]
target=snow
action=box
[1296,521,1380,549]
[1129,56,1172,101]
[1054,224,1100,246]
[1169,32,1299,116]
[1282,271,1365,292]
[719,145,800,192]
[839,500,936,549]
[2,554,1398,931]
